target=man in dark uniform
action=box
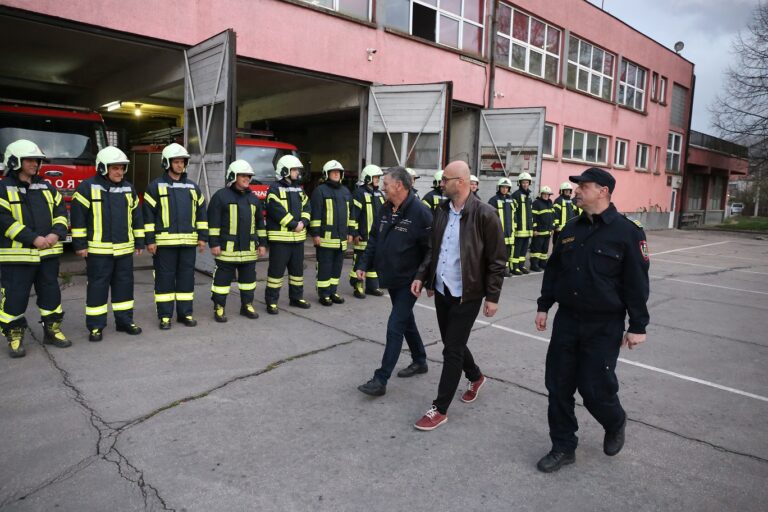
[552,181,580,246]
[510,172,533,275]
[530,185,555,272]
[421,170,446,212]
[534,167,650,473]
[349,164,385,299]
[489,177,515,277]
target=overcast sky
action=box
[588,0,758,135]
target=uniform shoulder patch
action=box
[639,240,649,261]
[622,214,643,229]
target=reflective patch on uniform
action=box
[632,219,644,229]
[560,236,575,245]
[639,240,649,261]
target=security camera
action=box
[367,48,377,54]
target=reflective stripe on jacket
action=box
[309,181,352,250]
[208,185,267,263]
[265,179,310,243]
[143,173,208,247]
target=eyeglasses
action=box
[440,176,461,182]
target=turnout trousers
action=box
[545,308,626,453]
[265,242,305,305]
[0,259,63,330]
[86,254,135,330]
[349,249,380,293]
[529,235,551,266]
[211,259,256,307]
[316,247,343,298]
[512,236,531,271]
[153,246,197,320]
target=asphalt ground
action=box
[1,229,766,511]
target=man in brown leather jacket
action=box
[411,160,507,431]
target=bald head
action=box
[444,160,470,179]
[442,160,471,204]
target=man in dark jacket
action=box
[355,167,432,396]
[411,160,507,431]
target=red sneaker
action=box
[414,405,447,431]
[460,374,486,403]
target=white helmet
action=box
[560,181,573,192]
[225,159,255,186]
[517,172,532,183]
[96,146,130,176]
[161,143,191,171]
[540,185,553,195]
[275,154,303,180]
[432,170,444,188]
[322,160,344,181]
[3,139,46,175]
[497,177,513,190]
[360,164,383,185]
[405,168,419,180]
[470,175,479,184]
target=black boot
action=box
[116,323,142,335]
[289,299,311,309]
[536,450,575,473]
[357,378,386,396]
[43,320,72,348]
[604,417,626,456]
[6,327,26,358]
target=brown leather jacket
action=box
[416,192,507,303]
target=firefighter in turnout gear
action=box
[143,143,208,330]
[0,139,70,357]
[530,185,555,272]
[421,170,446,212]
[207,160,267,322]
[349,164,385,299]
[310,160,353,306]
[552,181,580,245]
[264,155,312,315]
[71,146,144,342]
[488,177,516,277]
[470,174,480,197]
[406,168,420,200]
[511,172,534,275]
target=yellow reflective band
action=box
[329,278,340,285]
[71,228,87,238]
[0,197,10,211]
[42,190,55,218]
[301,212,311,220]
[86,304,108,316]
[211,284,230,294]
[143,194,157,208]
[133,229,145,238]
[208,227,221,236]
[155,233,198,245]
[39,305,63,316]
[325,198,333,227]
[229,204,238,235]
[159,186,170,229]
[39,244,64,257]
[365,196,374,237]
[112,300,134,311]
[288,276,303,286]
[309,220,321,227]
[316,279,331,288]
[279,212,294,227]
[0,248,41,263]
[5,221,25,239]
[196,221,208,230]
[0,308,24,323]
[257,229,267,238]
[144,223,156,233]
[366,271,378,278]
[176,292,194,301]
[92,186,103,243]
[52,216,68,227]
[238,281,257,291]
[266,276,284,288]
[154,293,175,303]
[73,192,90,208]
[190,189,198,226]
[251,204,256,235]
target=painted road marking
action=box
[650,240,729,256]
[650,275,768,296]
[652,258,768,276]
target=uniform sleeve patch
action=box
[632,219,644,229]
[639,240,649,261]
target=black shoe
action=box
[43,321,72,348]
[604,418,626,456]
[116,324,142,335]
[397,362,428,378]
[330,293,345,304]
[240,304,259,319]
[319,297,333,307]
[289,299,311,309]
[521,267,530,274]
[366,288,385,297]
[178,315,198,327]
[357,378,386,397]
[266,304,279,315]
[530,265,542,272]
[214,305,227,323]
[88,329,103,342]
[503,268,511,278]
[512,268,523,276]
[353,289,366,299]
[159,318,172,330]
[536,450,575,473]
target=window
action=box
[496,5,561,82]
[653,146,660,173]
[618,59,647,111]
[566,36,614,101]
[651,72,659,101]
[659,76,668,104]
[562,127,608,164]
[371,132,441,169]
[667,132,683,172]
[687,175,704,210]
[301,0,371,20]
[409,0,485,55]
[635,143,650,170]
[709,176,725,210]
[542,123,556,157]
[670,84,688,129]
[614,138,628,168]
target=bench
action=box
[679,212,703,228]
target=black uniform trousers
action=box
[513,236,531,270]
[316,247,343,298]
[86,254,135,330]
[545,308,626,453]
[265,242,305,304]
[0,259,62,330]
[433,286,483,415]
[530,234,551,265]
[211,259,256,307]
[552,230,560,246]
[505,243,514,271]
[153,246,196,319]
[349,249,380,292]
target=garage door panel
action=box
[477,107,545,185]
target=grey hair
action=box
[384,166,412,190]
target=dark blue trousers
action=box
[373,286,427,384]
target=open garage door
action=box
[476,107,545,192]
[365,83,451,180]
[184,30,236,273]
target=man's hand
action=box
[197,240,206,253]
[33,236,50,249]
[258,246,267,258]
[356,270,366,281]
[535,312,548,331]
[483,301,498,317]
[294,221,305,233]
[211,246,222,257]
[354,235,363,244]
[76,249,88,258]
[411,279,423,297]
[147,243,157,255]
[44,233,59,246]
[312,236,320,247]
[622,332,646,350]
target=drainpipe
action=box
[679,68,696,228]
[487,0,499,108]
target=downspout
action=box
[487,0,499,108]
[679,67,696,228]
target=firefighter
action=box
[71,146,144,342]
[207,160,267,322]
[309,160,353,306]
[470,174,480,197]
[488,177,516,277]
[552,181,580,245]
[264,155,312,315]
[405,168,421,200]
[349,164,385,299]
[511,172,533,275]
[0,140,70,357]
[530,185,555,272]
[421,170,446,212]
[143,143,208,330]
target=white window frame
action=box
[618,59,647,111]
[410,0,486,55]
[567,36,615,101]
[543,123,556,157]
[496,5,561,82]
[653,146,660,173]
[301,0,372,21]
[635,143,650,171]
[659,76,668,104]
[651,72,659,101]
[614,138,628,168]
[562,127,608,165]
[666,132,683,172]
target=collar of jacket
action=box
[95,173,124,188]
[436,189,479,216]
[163,172,187,184]
[229,183,249,195]
[579,203,619,225]
[278,178,293,187]
[325,180,341,189]
[386,189,416,216]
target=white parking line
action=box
[650,275,768,296]
[650,240,729,256]
[652,258,768,276]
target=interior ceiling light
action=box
[134,103,142,117]
[103,100,122,111]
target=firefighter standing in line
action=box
[530,185,555,272]
[488,177,516,277]
[264,155,312,314]
[421,170,446,212]
[406,168,420,199]
[552,182,580,245]
[470,174,480,197]
[207,160,267,322]
[0,140,70,357]
[510,172,533,275]
[309,160,353,307]
[143,143,208,330]
[71,146,144,342]
[349,164,385,299]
